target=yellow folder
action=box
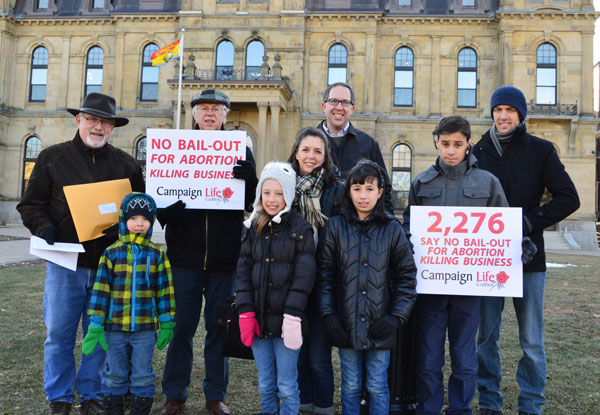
[63,178,132,242]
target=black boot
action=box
[102,395,125,415]
[129,396,153,415]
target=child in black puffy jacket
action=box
[318,160,417,415]
[235,161,316,415]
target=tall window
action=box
[392,144,412,212]
[245,40,264,80]
[216,40,234,80]
[30,47,48,102]
[92,0,104,8]
[136,137,147,176]
[398,0,411,5]
[457,47,477,108]
[22,137,41,195]
[37,0,49,9]
[394,47,413,106]
[140,44,159,101]
[462,0,475,6]
[328,44,347,85]
[85,46,104,96]
[536,43,557,105]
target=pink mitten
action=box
[282,314,302,350]
[239,312,260,347]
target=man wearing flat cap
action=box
[158,89,258,415]
[473,86,579,415]
[17,92,145,415]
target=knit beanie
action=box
[490,86,527,121]
[123,193,155,223]
[244,162,297,227]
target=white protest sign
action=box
[410,206,523,297]
[146,129,246,210]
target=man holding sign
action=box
[403,116,509,415]
[17,93,145,415]
[158,90,257,415]
[473,86,580,415]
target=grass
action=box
[0,253,598,414]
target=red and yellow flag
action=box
[151,39,181,67]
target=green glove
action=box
[156,321,175,350]
[82,326,108,355]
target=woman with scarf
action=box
[287,127,345,415]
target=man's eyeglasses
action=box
[196,105,226,114]
[80,114,115,128]
[325,98,354,108]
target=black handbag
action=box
[216,296,254,360]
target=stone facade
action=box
[0,0,597,221]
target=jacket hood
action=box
[119,192,157,247]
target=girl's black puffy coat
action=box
[236,211,316,338]
[318,212,417,350]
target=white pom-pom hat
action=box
[244,161,297,228]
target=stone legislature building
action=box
[0,0,597,238]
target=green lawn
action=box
[0,253,598,414]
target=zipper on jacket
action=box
[203,214,208,270]
[131,254,137,331]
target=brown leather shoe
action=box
[49,401,72,415]
[205,400,230,415]
[159,398,186,415]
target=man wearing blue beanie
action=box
[472,86,580,415]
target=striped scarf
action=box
[294,168,328,228]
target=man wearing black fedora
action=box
[18,92,145,415]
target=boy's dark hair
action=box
[287,127,336,187]
[322,82,355,105]
[341,160,390,223]
[436,115,471,141]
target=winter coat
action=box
[17,133,145,269]
[162,146,257,271]
[88,193,175,332]
[318,211,417,350]
[317,120,394,214]
[402,155,509,235]
[235,211,316,338]
[472,126,580,272]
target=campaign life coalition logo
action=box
[478,270,510,292]
[205,186,234,204]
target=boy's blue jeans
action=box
[477,272,547,415]
[252,337,301,415]
[339,348,390,415]
[415,294,479,415]
[298,296,334,415]
[43,262,104,403]
[102,330,157,397]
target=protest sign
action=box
[146,128,246,209]
[410,206,522,297]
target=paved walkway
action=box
[0,223,597,267]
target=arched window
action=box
[136,137,146,175]
[536,43,557,105]
[328,43,347,85]
[140,43,159,101]
[394,47,413,106]
[245,40,264,80]
[30,47,48,102]
[216,40,234,80]
[392,144,412,212]
[85,46,104,96]
[457,47,477,108]
[22,137,42,195]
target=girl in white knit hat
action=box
[235,161,316,415]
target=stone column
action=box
[184,102,194,130]
[364,33,377,113]
[430,35,441,116]
[500,30,513,86]
[114,31,125,106]
[269,102,281,161]
[257,101,269,168]
[59,36,71,108]
[581,30,594,115]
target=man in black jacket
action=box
[473,86,580,415]
[317,82,394,214]
[158,89,258,415]
[17,93,145,415]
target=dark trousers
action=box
[161,267,234,401]
[415,294,480,415]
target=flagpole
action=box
[176,28,185,130]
